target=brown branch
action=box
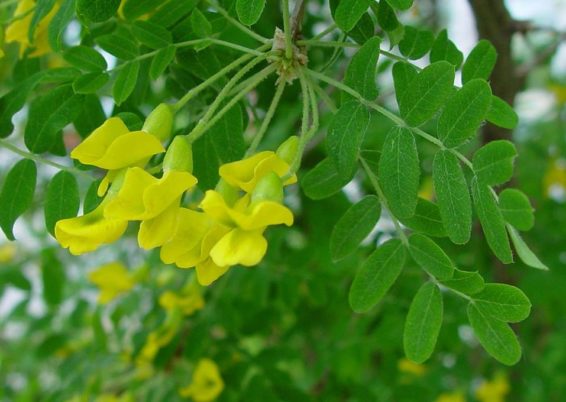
[291,0,306,40]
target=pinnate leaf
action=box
[507,226,549,270]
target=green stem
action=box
[282,0,293,59]
[248,79,287,154]
[174,43,271,112]
[205,0,270,44]
[360,157,408,245]
[306,69,473,169]
[307,74,337,113]
[311,23,338,41]
[187,64,277,144]
[0,139,92,179]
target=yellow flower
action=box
[180,359,224,402]
[475,373,510,402]
[104,167,197,249]
[5,0,59,57]
[55,200,128,255]
[435,391,466,402]
[200,189,293,267]
[219,151,296,193]
[159,282,205,316]
[160,208,231,286]
[88,262,135,304]
[70,117,165,170]
[398,358,427,377]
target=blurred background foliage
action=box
[0,0,565,401]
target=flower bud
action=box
[276,136,299,165]
[251,172,284,204]
[163,136,193,173]
[215,179,240,207]
[142,103,175,141]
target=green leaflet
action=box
[462,39,497,84]
[386,0,413,10]
[48,0,76,51]
[398,61,455,127]
[392,62,418,100]
[150,0,199,28]
[432,151,472,245]
[73,72,110,94]
[349,239,406,313]
[467,303,522,366]
[25,85,84,153]
[121,0,155,20]
[408,233,455,280]
[437,79,492,148]
[430,29,463,68]
[487,95,518,129]
[342,37,381,103]
[440,268,485,296]
[398,26,434,60]
[376,1,399,32]
[472,140,517,186]
[84,180,104,214]
[378,127,420,219]
[113,61,141,106]
[348,12,375,45]
[132,20,173,49]
[236,0,266,25]
[473,283,531,323]
[41,250,66,306]
[471,177,514,264]
[150,46,176,80]
[96,31,139,60]
[63,46,107,72]
[301,158,352,200]
[403,282,443,363]
[190,8,212,38]
[76,0,121,22]
[44,171,80,236]
[335,0,372,32]
[0,160,37,241]
[327,100,370,180]
[330,195,381,261]
[29,0,56,40]
[499,189,534,231]
[398,198,446,238]
[507,225,549,270]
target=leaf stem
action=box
[0,139,92,179]
[248,79,287,154]
[311,23,338,41]
[205,0,270,44]
[282,0,293,59]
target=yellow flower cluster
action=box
[55,109,296,286]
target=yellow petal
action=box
[142,170,197,217]
[90,131,165,170]
[243,200,294,230]
[180,359,224,401]
[98,170,123,197]
[104,167,156,219]
[195,258,230,286]
[55,203,127,255]
[138,203,179,249]
[71,118,131,165]
[210,229,267,267]
[219,151,296,193]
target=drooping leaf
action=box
[499,189,534,231]
[404,282,443,363]
[44,171,80,236]
[113,61,141,105]
[76,0,121,22]
[0,160,37,241]
[327,100,370,180]
[302,158,352,200]
[132,20,173,49]
[507,226,549,270]
[471,177,513,264]
[408,234,454,280]
[398,26,434,60]
[486,95,518,129]
[25,85,84,153]
[378,126,420,218]
[430,29,463,68]
[150,46,176,80]
[236,0,266,25]
[398,198,446,238]
[472,140,517,186]
[398,61,455,126]
[330,195,381,261]
[349,239,406,313]
[335,0,373,32]
[441,268,485,296]
[432,151,472,244]
[462,39,497,84]
[473,283,531,323]
[63,46,108,72]
[467,303,522,366]
[437,79,492,148]
[343,37,381,102]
